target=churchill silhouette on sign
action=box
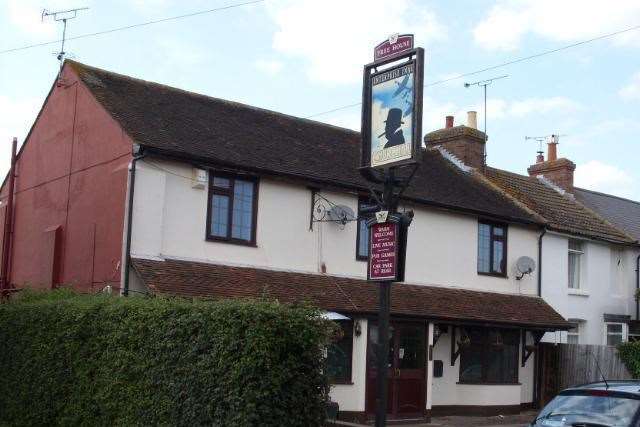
[380,108,405,148]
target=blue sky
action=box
[1,0,639,200]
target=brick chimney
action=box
[527,136,575,191]
[424,112,487,169]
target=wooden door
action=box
[366,322,426,418]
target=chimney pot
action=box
[536,152,545,163]
[445,116,454,128]
[467,111,477,129]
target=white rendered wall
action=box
[540,233,636,345]
[329,318,368,412]
[430,326,534,407]
[131,159,540,297]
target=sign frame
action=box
[366,213,407,282]
[360,48,424,171]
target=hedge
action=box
[0,290,334,426]
[618,341,640,378]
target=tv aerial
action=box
[525,134,566,159]
[515,256,536,280]
[42,7,89,73]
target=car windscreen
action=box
[533,392,640,426]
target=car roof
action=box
[566,380,640,395]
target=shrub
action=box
[618,341,640,378]
[0,290,333,426]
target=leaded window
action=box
[207,173,258,245]
[477,222,507,276]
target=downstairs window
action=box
[459,327,519,384]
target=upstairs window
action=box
[356,198,373,260]
[207,173,258,245]
[477,221,507,276]
[568,239,583,289]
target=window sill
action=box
[478,272,508,279]
[457,381,521,386]
[568,289,589,297]
[330,380,354,386]
[205,236,257,247]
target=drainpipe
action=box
[122,145,145,297]
[636,254,639,321]
[537,228,546,297]
[1,138,17,297]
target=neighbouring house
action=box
[0,60,636,423]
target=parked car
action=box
[531,381,640,426]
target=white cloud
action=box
[0,96,42,176]
[619,71,640,100]
[5,0,92,38]
[267,0,446,84]
[254,59,284,75]
[575,160,634,198]
[508,97,582,117]
[474,0,640,51]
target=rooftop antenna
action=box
[525,134,567,161]
[464,75,508,167]
[42,7,89,74]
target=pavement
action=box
[329,411,536,427]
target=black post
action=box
[376,280,391,426]
[375,170,398,427]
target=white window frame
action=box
[604,322,627,346]
[568,239,584,290]
[566,322,581,344]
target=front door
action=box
[365,321,427,419]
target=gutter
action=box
[538,228,546,297]
[122,145,146,297]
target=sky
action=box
[0,0,639,200]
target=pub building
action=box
[15,60,633,423]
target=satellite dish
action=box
[516,256,536,280]
[327,205,356,225]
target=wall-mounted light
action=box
[354,321,362,337]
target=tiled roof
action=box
[574,188,640,241]
[485,167,636,244]
[67,60,538,225]
[132,258,569,330]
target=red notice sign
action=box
[368,222,399,281]
[374,34,414,61]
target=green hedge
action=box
[0,290,333,426]
[618,341,640,378]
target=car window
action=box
[533,393,640,426]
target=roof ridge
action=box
[486,167,636,244]
[575,186,640,206]
[66,59,360,136]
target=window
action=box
[326,321,353,383]
[567,323,580,344]
[459,327,519,384]
[207,173,258,245]
[605,323,624,346]
[477,222,507,276]
[356,198,373,260]
[568,239,583,289]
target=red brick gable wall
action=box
[0,64,133,291]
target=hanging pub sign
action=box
[361,37,424,170]
[367,214,408,282]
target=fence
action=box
[538,343,633,405]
